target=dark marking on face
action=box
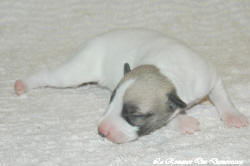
[121,102,170,136]
[121,99,181,136]
[124,63,131,75]
[121,103,153,127]
[121,91,187,137]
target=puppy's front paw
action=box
[15,80,27,96]
[222,112,248,128]
[178,115,200,134]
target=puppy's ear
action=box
[124,63,131,75]
[167,91,187,111]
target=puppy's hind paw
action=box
[223,112,248,128]
[15,80,27,96]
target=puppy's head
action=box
[98,63,186,144]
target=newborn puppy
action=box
[15,29,248,144]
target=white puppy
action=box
[15,29,248,144]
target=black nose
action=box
[98,129,105,138]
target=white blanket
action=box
[1,0,250,165]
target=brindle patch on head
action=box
[122,65,175,114]
[112,64,187,137]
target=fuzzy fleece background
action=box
[0,0,250,166]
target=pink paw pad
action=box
[15,80,26,95]
[223,112,249,128]
[178,116,200,134]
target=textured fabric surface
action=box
[1,0,250,165]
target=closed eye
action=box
[121,103,153,126]
[123,111,151,118]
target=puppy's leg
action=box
[174,113,200,134]
[209,79,248,128]
[15,55,100,95]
